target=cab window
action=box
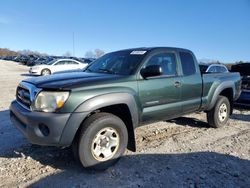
[145,53,177,76]
[54,61,66,65]
[179,52,196,76]
[68,61,79,65]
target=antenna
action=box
[72,32,75,56]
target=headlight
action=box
[33,91,69,112]
[32,66,39,70]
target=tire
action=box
[207,96,230,128]
[41,69,51,76]
[73,112,128,170]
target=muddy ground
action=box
[0,60,249,188]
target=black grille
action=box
[16,86,31,109]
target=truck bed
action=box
[201,72,241,110]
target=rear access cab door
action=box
[178,51,203,113]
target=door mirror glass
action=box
[140,65,162,78]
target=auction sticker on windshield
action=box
[130,51,147,55]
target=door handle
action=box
[174,81,181,88]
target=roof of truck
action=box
[115,47,192,53]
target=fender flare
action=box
[206,81,235,111]
[75,92,139,127]
[59,92,140,148]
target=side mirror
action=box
[140,65,162,79]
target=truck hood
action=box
[24,72,126,89]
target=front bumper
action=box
[29,69,40,75]
[10,100,88,147]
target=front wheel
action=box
[41,69,51,76]
[74,112,128,170]
[207,96,230,128]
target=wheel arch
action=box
[66,93,140,151]
[219,88,234,114]
[41,68,51,75]
[206,81,235,114]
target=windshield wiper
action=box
[85,68,93,72]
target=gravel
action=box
[0,60,249,188]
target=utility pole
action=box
[72,32,75,56]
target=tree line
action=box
[0,48,18,56]
[0,48,105,58]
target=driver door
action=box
[138,51,182,122]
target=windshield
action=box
[85,50,147,75]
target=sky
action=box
[0,0,249,63]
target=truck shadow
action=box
[231,113,250,122]
[0,109,249,187]
[234,104,250,111]
[167,117,210,128]
[230,107,250,123]
[0,110,29,152]
[2,146,249,187]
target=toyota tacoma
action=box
[10,47,241,169]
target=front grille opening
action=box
[16,86,31,109]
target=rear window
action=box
[179,52,196,76]
[218,66,227,73]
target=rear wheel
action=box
[41,69,51,76]
[73,112,128,170]
[207,96,230,128]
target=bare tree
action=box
[85,50,95,58]
[85,49,105,58]
[63,51,72,57]
[94,49,105,58]
[0,48,18,56]
[18,49,48,56]
[0,48,50,57]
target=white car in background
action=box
[199,64,229,74]
[29,59,88,76]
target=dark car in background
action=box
[27,56,55,66]
[2,53,96,68]
[231,63,250,107]
[2,56,17,61]
[79,58,96,64]
[16,55,31,65]
[26,55,40,66]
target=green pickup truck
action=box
[10,47,241,169]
